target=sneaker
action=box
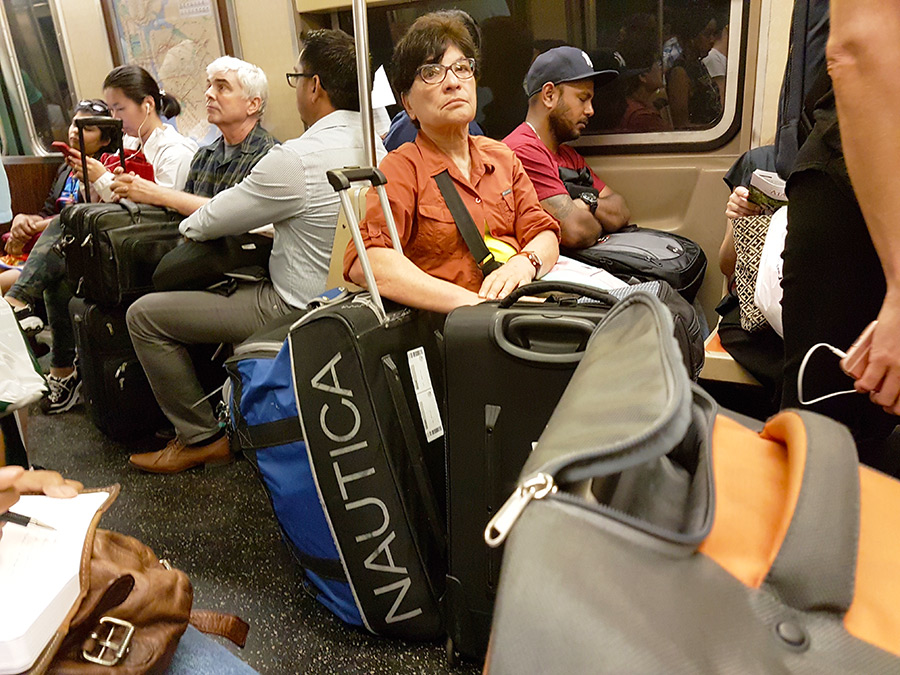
[12,303,44,337]
[40,368,82,414]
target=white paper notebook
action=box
[0,490,111,674]
[542,256,629,291]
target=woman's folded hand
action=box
[478,255,535,300]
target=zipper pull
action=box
[485,473,556,548]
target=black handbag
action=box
[60,201,183,307]
[152,233,272,292]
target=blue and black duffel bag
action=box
[225,289,445,641]
[226,304,366,626]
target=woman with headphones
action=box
[70,65,198,200]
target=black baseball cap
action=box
[524,46,619,97]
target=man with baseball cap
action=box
[504,46,630,249]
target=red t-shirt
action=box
[503,122,606,201]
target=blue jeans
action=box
[166,626,258,674]
[6,216,76,368]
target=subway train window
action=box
[0,0,73,154]
[331,0,743,152]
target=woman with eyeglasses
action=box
[344,12,560,313]
[2,100,119,410]
[69,65,198,202]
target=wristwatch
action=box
[579,191,599,214]
[515,250,543,277]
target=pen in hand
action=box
[0,511,56,530]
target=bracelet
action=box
[514,250,542,278]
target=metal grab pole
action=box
[352,0,376,167]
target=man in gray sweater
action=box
[127,29,386,474]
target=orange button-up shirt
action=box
[343,131,560,292]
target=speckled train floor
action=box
[26,366,479,675]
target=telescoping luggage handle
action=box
[76,117,126,203]
[493,281,619,364]
[326,167,402,320]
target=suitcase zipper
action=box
[484,473,557,547]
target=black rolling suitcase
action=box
[69,297,166,440]
[284,167,446,640]
[443,281,616,662]
[443,278,703,662]
[60,116,183,307]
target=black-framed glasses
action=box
[286,72,315,88]
[75,99,110,115]
[416,58,476,85]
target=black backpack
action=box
[562,226,708,304]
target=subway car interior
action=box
[4,0,894,673]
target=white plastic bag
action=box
[0,302,46,414]
[754,205,788,337]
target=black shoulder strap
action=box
[434,169,502,276]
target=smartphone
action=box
[50,141,73,157]
[841,321,877,379]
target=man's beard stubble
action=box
[548,100,581,144]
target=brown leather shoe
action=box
[129,435,232,474]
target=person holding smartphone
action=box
[2,101,116,404]
[3,100,115,264]
[67,65,198,201]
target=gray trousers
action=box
[126,282,294,444]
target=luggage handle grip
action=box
[499,280,618,308]
[326,167,387,191]
[492,314,597,364]
[76,118,126,200]
[118,199,140,221]
[326,167,402,323]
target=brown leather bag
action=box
[25,486,247,674]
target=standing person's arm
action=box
[828,0,900,413]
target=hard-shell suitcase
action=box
[68,297,166,440]
[443,281,616,662]
[562,226,707,302]
[60,201,183,307]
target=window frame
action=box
[572,0,750,155]
[0,0,79,156]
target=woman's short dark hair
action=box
[73,99,117,155]
[102,65,181,118]
[390,12,480,96]
[299,29,359,112]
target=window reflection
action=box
[2,0,73,151]
[331,0,735,143]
